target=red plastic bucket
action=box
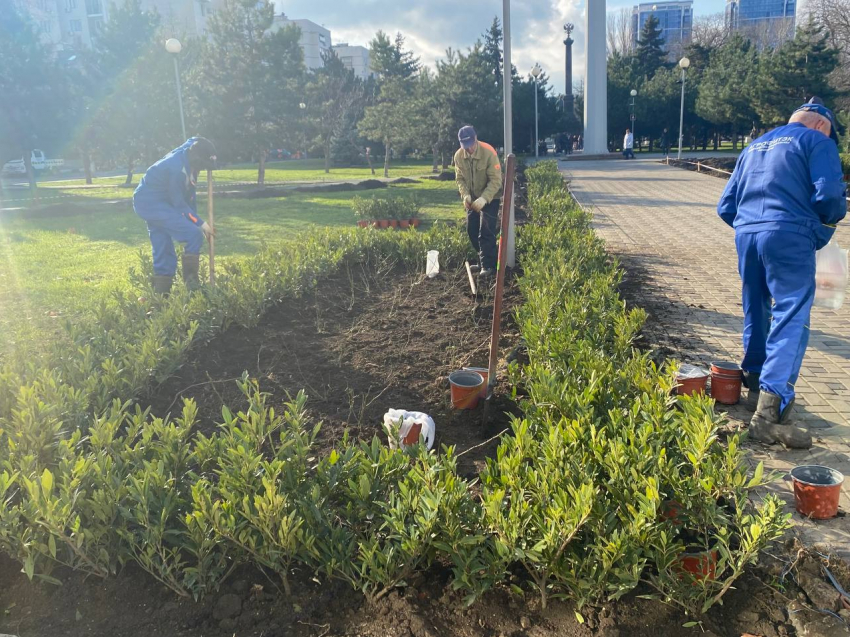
[677,375,708,396]
[791,465,845,520]
[449,371,485,410]
[710,361,742,405]
[463,367,490,400]
[676,550,718,582]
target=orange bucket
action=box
[791,465,844,520]
[676,364,709,396]
[710,361,742,405]
[449,371,485,410]
[676,550,718,582]
[463,367,490,400]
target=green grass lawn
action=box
[0,180,460,355]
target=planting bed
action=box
[144,263,520,477]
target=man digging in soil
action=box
[718,97,846,449]
[454,125,503,280]
[133,137,217,294]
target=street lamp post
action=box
[165,38,187,140]
[677,57,690,161]
[531,63,542,158]
[630,89,637,154]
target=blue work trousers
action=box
[736,230,816,411]
[146,214,204,277]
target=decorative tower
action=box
[563,23,575,115]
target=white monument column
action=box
[583,0,608,155]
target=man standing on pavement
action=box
[454,125,503,279]
[660,128,670,157]
[718,97,846,449]
[623,128,635,159]
[133,137,217,294]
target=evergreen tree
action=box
[751,21,841,125]
[0,4,72,189]
[370,31,420,80]
[635,14,667,78]
[696,35,760,147]
[94,0,160,78]
[482,17,503,88]
[191,0,306,184]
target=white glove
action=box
[472,197,487,212]
[463,195,473,210]
[201,221,215,240]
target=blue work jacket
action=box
[133,139,203,226]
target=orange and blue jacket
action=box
[453,140,503,204]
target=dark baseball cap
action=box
[458,125,477,149]
[794,97,839,144]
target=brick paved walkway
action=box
[563,158,850,553]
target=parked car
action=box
[2,149,65,175]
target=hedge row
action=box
[0,163,789,617]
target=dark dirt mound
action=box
[390,177,421,184]
[425,171,455,181]
[666,157,736,180]
[293,180,387,194]
[143,264,521,477]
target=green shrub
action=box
[840,153,850,177]
[351,195,420,221]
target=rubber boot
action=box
[152,275,173,296]
[742,371,760,410]
[749,391,812,449]
[182,254,201,291]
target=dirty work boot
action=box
[469,262,481,274]
[749,390,812,449]
[152,275,173,296]
[742,371,760,409]
[478,268,495,280]
[182,254,201,291]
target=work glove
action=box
[463,195,473,210]
[472,197,487,212]
[201,221,215,240]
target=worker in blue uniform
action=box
[718,98,846,449]
[133,137,217,294]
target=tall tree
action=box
[370,31,419,80]
[696,35,760,148]
[607,7,634,57]
[305,50,364,173]
[750,21,841,125]
[359,79,418,177]
[635,15,667,79]
[482,17,503,87]
[192,0,305,184]
[0,4,72,189]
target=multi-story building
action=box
[271,13,331,70]
[14,0,109,52]
[726,0,796,45]
[332,43,373,80]
[631,1,693,50]
[139,0,223,38]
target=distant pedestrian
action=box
[454,125,503,280]
[660,128,670,157]
[717,97,847,449]
[133,137,216,295]
[623,128,635,159]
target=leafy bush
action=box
[841,153,850,177]
[352,195,420,221]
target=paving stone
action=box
[565,159,850,556]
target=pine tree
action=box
[369,31,419,80]
[636,14,667,79]
[482,17,503,87]
[751,21,840,125]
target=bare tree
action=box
[607,8,634,57]
[807,0,850,105]
[691,12,729,48]
[739,16,795,50]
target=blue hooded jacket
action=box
[717,123,846,249]
[133,138,204,227]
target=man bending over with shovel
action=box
[454,125,503,279]
[133,137,217,294]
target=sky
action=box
[275,0,727,94]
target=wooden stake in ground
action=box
[485,154,516,404]
[207,168,215,286]
[465,261,478,296]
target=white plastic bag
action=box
[382,409,435,450]
[814,241,848,310]
[426,250,440,278]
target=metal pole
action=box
[677,68,686,160]
[207,168,215,286]
[503,0,515,267]
[534,77,539,158]
[173,56,187,140]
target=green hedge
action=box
[841,153,850,177]
[0,164,788,616]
